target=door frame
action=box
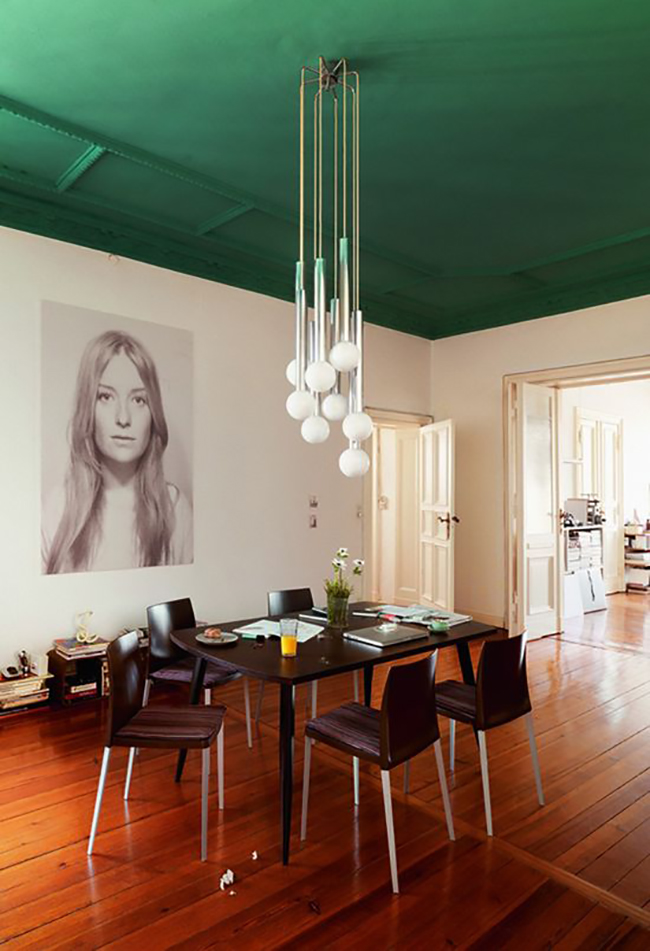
[362,408,432,602]
[504,353,650,633]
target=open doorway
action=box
[505,355,650,645]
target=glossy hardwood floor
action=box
[2,595,650,949]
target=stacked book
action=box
[0,673,52,714]
[53,637,109,661]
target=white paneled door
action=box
[419,420,456,610]
[371,421,420,605]
[517,383,561,637]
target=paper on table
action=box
[233,619,323,642]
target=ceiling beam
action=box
[196,202,254,235]
[55,145,106,192]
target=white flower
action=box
[332,557,347,569]
[353,559,364,569]
[336,547,349,559]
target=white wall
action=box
[431,296,650,625]
[560,381,650,522]
[0,227,432,664]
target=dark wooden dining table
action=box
[171,602,498,865]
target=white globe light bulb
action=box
[342,412,374,442]
[322,392,348,421]
[339,447,371,478]
[329,340,360,372]
[305,360,336,393]
[285,359,297,386]
[286,389,316,421]
[301,415,330,444]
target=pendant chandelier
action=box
[285,58,372,477]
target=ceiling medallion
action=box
[286,58,372,477]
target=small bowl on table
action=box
[428,619,450,634]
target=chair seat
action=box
[305,702,381,763]
[113,704,225,750]
[150,657,240,688]
[435,680,477,724]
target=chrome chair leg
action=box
[434,739,455,841]
[311,681,318,718]
[477,731,493,836]
[123,747,135,800]
[526,712,545,806]
[353,670,359,702]
[381,771,399,894]
[87,747,111,856]
[217,725,224,810]
[449,719,456,772]
[300,737,313,841]
[201,746,209,862]
[243,679,253,749]
[353,756,360,805]
[403,759,410,795]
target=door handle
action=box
[437,515,460,524]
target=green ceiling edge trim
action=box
[433,265,650,340]
[0,188,431,338]
[3,184,648,343]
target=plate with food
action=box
[195,627,238,647]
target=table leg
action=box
[364,665,374,706]
[456,642,476,686]
[279,682,295,865]
[175,657,207,783]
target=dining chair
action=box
[87,631,225,861]
[300,652,455,894]
[259,588,361,734]
[435,632,544,836]
[146,598,253,749]
[256,588,316,728]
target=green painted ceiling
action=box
[1,1,649,339]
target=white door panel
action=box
[419,420,455,610]
[517,383,560,637]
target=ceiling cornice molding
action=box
[0,187,432,338]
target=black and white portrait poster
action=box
[41,301,193,574]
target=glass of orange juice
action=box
[280,618,298,657]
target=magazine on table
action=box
[377,605,472,627]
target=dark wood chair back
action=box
[380,653,440,769]
[267,588,313,617]
[147,598,196,672]
[476,633,531,730]
[106,631,146,745]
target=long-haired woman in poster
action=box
[42,330,192,573]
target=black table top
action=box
[171,602,498,686]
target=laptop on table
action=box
[343,625,429,649]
